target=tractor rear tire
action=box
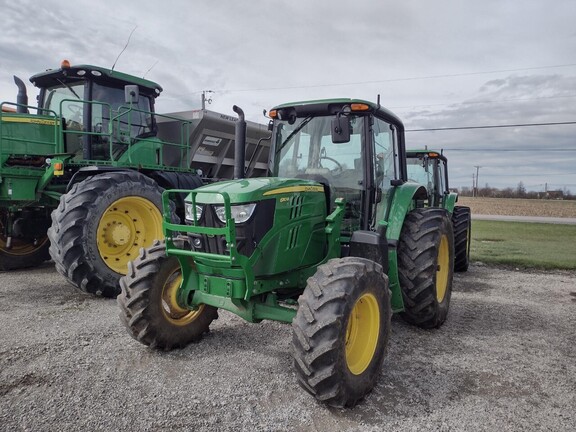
[48,171,171,298]
[0,209,51,271]
[117,239,218,350]
[397,208,454,329]
[452,206,471,272]
[292,257,391,408]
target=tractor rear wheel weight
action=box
[397,208,455,329]
[292,257,391,408]
[48,171,172,298]
[452,206,471,272]
[0,210,50,271]
[117,239,218,350]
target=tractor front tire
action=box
[398,208,454,329]
[48,171,169,298]
[292,257,391,408]
[117,240,218,350]
[452,206,471,272]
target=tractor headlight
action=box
[185,203,203,222]
[214,203,256,224]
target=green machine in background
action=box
[118,99,456,407]
[406,149,471,272]
[0,61,268,297]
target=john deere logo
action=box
[263,185,324,196]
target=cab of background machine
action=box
[30,60,162,159]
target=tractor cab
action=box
[30,60,162,160]
[268,99,408,235]
[406,150,449,207]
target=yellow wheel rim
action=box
[345,292,380,375]
[161,270,204,326]
[97,196,163,274]
[436,234,449,302]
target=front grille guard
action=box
[162,190,238,262]
[161,190,346,302]
[162,189,256,301]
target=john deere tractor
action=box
[0,61,268,297]
[118,100,455,407]
[406,150,471,271]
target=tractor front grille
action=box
[187,199,275,258]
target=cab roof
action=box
[29,64,163,96]
[406,149,447,162]
[271,98,404,129]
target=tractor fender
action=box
[443,192,458,214]
[379,181,428,313]
[65,166,138,193]
[382,182,429,243]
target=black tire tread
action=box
[117,239,218,350]
[48,171,165,298]
[452,206,471,272]
[397,208,454,329]
[292,257,391,408]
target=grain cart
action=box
[406,150,471,271]
[118,100,455,407]
[0,61,269,297]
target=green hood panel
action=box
[189,177,325,204]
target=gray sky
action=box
[2,0,575,192]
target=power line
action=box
[390,93,576,110]
[406,120,576,132]
[208,63,576,93]
[443,148,576,152]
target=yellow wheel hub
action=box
[161,270,204,326]
[436,234,449,302]
[97,196,163,274]
[345,292,380,375]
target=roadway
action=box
[472,214,576,225]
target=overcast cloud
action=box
[1,0,575,192]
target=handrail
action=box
[112,105,194,168]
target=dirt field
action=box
[457,197,576,218]
[1,263,575,431]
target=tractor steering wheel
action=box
[320,156,343,174]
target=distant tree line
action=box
[457,182,574,200]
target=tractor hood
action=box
[188,177,325,205]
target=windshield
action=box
[275,115,365,190]
[407,155,439,204]
[44,81,154,157]
[407,156,433,186]
[91,83,153,140]
[45,81,85,125]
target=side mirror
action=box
[331,115,350,143]
[124,85,139,104]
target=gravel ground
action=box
[1,262,575,431]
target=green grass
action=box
[470,220,576,270]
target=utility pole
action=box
[472,173,476,197]
[201,90,214,110]
[474,165,481,197]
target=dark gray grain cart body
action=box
[157,109,271,180]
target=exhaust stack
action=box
[13,76,29,114]
[233,105,246,179]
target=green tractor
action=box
[118,100,455,407]
[406,150,471,272]
[0,61,268,297]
